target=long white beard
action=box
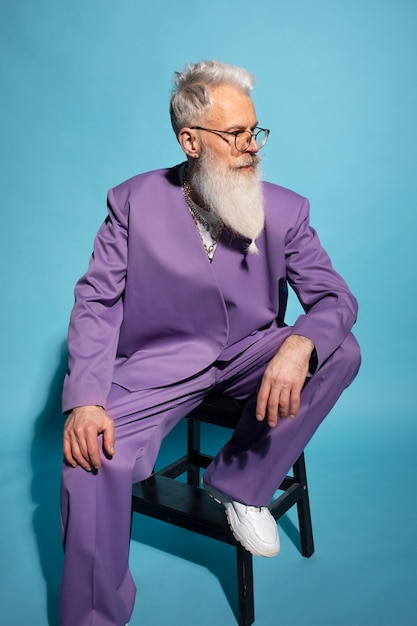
[189,152,265,253]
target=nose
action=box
[246,134,260,153]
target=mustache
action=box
[232,154,263,169]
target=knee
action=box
[335,332,361,384]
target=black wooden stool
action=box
[131,394,315,626]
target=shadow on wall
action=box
[30,340,67,626]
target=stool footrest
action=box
[132,471,306,543]
[132,474,239,545]
[155,452,212,479]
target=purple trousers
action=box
[60,329,361,626]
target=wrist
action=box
[289,334,315,354]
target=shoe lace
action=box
[245,505,263,515]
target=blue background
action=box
[1,1,416,624]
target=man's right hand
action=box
[63,405,115,471]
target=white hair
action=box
[170,60,256,136]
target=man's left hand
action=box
[256,334,314,427]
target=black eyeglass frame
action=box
[190,125,270,152]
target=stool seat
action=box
[131,394,314,625]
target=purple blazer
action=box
[62,164,358,412]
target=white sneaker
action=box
[203,480,280,557]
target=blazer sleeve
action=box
[285,197,358,368]
[62,187,128,413]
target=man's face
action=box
[198,84,260,172]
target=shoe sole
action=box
[203,480,279,557]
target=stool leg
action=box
[236,545,254,626]
[187,418,201,486]
[293,453,315,557]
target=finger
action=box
[267,405,279,427]
[63,434,78,468]
[66,432,94,471]
[277,387,291,419]
[83,427,103,470]
[288,388,301,419]
[102,420,115,458]
[255,380,270,421]
[266,388,281,427]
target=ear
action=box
[178,128,201,159]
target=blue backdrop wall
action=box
[1,1,416,624]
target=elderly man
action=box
[60,60,361,626]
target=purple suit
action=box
[60,164,360,626]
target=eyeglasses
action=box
[190,125,270,152]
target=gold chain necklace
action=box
[183,177,224,261]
